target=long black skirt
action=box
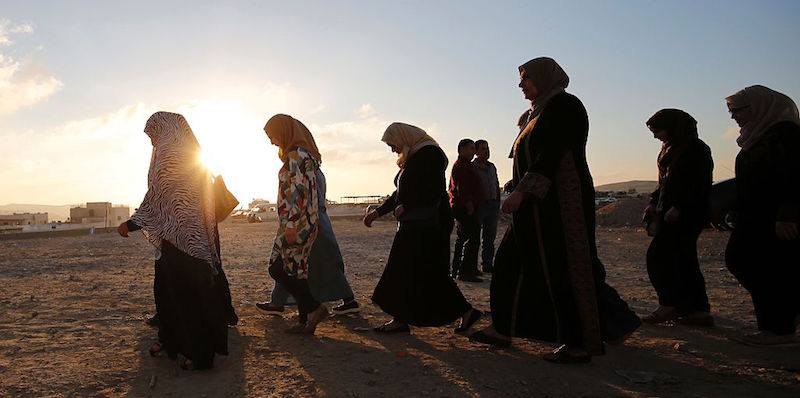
[372,224,471,326]
[154,240,229,369]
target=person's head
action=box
[264,114,321,163]
[725,85,800,150]
[144,111,194,148]
[457,138,475,160]
[518,57,569,102]
[726,96,753,128]
[475,139,489,161]
[646,109,698,144]
[381,122,439,167]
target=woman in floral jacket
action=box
[264,114,328,334]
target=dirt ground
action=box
[1,219,798,397]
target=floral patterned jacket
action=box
[270,147,319,279]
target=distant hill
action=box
[595,180,658,194]
[0,204,73,222]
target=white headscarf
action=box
[726,85,800,150]
[381,122,441,168]
[130,111,220,273]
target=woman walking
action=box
[262,114,330,334]
[257,119,359,319]
[642,109,714,327]
[364,122,482,334]
[724,85,800,347]
[118,111,234,370]
[470,57,640,363]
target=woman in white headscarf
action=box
[118,111,234,370]
[724,85,800,347]
[363,122,482,334]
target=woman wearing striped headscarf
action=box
[724,85,800,347]
[118,111,234,370]
[364,122,482,334]
[262,114,331,335]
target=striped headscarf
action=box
[130,111,220,273]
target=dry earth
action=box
[1,219,798,397]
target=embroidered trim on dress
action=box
[515,171,552,200]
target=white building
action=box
[0,212,48,226]
[69,202,130,227]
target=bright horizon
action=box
[2,2,799,212]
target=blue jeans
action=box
[477,200,500,270]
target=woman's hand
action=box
[363,210,379,228]
[117,222,129,237]
[642,204,655,223]
[663,207,681,223]
[776,221,799,240]
[394,204,405,218]
[284,227,298,245]
[501,191,526,214]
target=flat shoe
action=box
[641,309,678,324]
[373,322,410,333]
[455,309,483,335]
[285,324,308,334]
[468,330,511,348]
[542,346,591,364]
[677,313,714,327]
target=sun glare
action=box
[179,99,281,204]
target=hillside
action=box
[0,204,72,222]
[595,180,657,193]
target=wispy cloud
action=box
[0,19,62,115]
[722,126,739,140]
[0,103,156,205]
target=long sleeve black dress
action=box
[371,145,473,326]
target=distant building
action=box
[248,198,271,210]
[69,202,129,227]
[0,212,48,226]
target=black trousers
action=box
[268,257,320,319]
[726,223,799,335]
[451,206,480,276]
[646,223,710,315]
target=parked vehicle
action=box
[709,178,736,230]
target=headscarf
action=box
[264,114,322,164]
[511,57,570,158]
[646,108,699,180]
[726,85,800,150]
[381,122,441,168]
[130,111,220,273]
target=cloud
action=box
[0,103,156,205]
[722,126,739,140]
[0,19,63,115]
[357,103,375,119]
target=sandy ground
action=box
[1,219,798,398]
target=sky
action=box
[1,1,799,214]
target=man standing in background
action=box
[449,139,486,282]
[473,139,501,273]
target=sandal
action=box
[641,307,678,324]
[468,330,511,348]
[542,345,591,364]
[455,309,483,335]
[373,321,410,334]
